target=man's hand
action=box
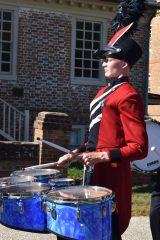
[57,150,82,168]
[82,151,109,166]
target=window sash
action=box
[71,17,106,86]
[0,6,18,80]
[69,125,86,150]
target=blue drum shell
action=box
[0,196,47,232]
[46,199,112,240]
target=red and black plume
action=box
[111,0,147,36]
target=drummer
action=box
[57,27,148,240]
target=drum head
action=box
[0,176,35,188]
[11,169,61,177]
[47,186,112,203]
[0,182,50,197]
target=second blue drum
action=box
[11,169,61,183]
[49,178,75,189]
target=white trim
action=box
[90,82,126,110]
[71,15,107,86]
[89,113,102,130]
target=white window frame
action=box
[69,125,86,150]
[0,5,18,81]
[71,16,107,86]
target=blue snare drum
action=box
[49,178,75,189]
[11,169,61,183]
[46,186,113,240]
[0,182,50,232]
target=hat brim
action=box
[94,47,123,60]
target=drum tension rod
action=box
[18,199,24,215]
[76,204,81,221]
[51,203,57,220]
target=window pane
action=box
[93,54,98,60]
[75,68,82,77]
[76,30,83,39]
[3,12,12,21]
[93,42,100,50]
[85,31,92,40]
[85,41,92,49]
[75,60,82,67]
[94,23,101,31]
[2,52,10,61]
[92,70,99,78]
[3,22,11,31]
[92,61,99,69]
[75,50,83,58]
[2,42,11,51]
[85,22,92,30]
[94,32,100,41]
[70,129,80,145]
[76,21,83,30]
[76,40,83,48]
[84,50,91,58]
[1,63,10,72]
[84,69,91,77]
[2,32,11,41]
[84,60,91,68]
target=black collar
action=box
[106,77,129,88]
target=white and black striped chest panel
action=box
[89,83,126,131]
[87,82,127,151]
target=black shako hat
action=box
[94,35,142,68]
[94,0,146,68]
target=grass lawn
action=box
[68,163,153,216]
[132,184,153,216]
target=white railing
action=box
[0,98,29,141]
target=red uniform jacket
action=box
[86,78,148,234]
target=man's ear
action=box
[122,61,129,69]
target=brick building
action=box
[0,0,157,147]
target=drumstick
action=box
[37,138,70,154]
[25,162,58,170]
[39,138,94,185]
[36,138,93,185]
[26,138,77,170]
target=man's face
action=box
[101,57,127,79]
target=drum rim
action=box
[0,182,50,198]
[46,186,113,203]
[11,169,61,177]
[0,176,36,186]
